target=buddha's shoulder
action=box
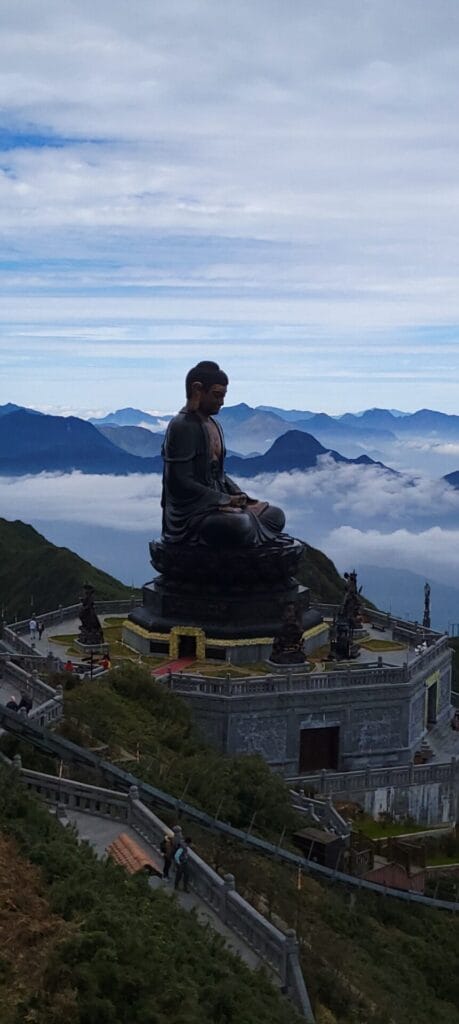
[166,410,202,437]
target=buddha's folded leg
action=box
[257,504,285,534]
[200,511,257,547]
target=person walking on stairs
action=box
[174,837,192,892]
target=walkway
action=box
[9,617,423,672]
[27,616,115,662]
[154,657,195,676]
[63,808,277,979]
[427,717,459,763]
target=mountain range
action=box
[356,564,459,633]
[1,402,459,481]
[225,430,388,476]
[444,471,459,489]
[90,402,459,459]
[0,409,158,475]
[91,406,171,429]
[0,405,393,476]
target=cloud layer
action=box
[1,2,459,410]
[2,460,459,588]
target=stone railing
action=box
[2,716,458,914]
[406,635,451,679]
[11,765,314,1021]
[2,626,43,658]
[5,659,58,704]
[20,767,130,819]
[164,633,451,698]
[166,663,409,696]
[6,598,141,637]
[290,792,351,839]
[127,792,313,1020]
[314,603,442,639]
[29,695,64,728]
[289,758,459,795]
[0,660,63,733]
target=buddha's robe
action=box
[161,410,285,546]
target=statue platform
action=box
[126,538,323,663]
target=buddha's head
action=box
[185,360,228,416]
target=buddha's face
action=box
[198,384,227,416]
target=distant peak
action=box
[269,429,323,451]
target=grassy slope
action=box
[296,541,347,604]
[52,668,459,1024]
[0,515,349,622]
[0,765,300,1024]
[0,518,134,620]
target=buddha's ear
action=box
[189,380,203,411]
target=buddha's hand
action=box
[229,493,249,508]
[220,493,248,513]
[247,500,269,517]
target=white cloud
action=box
[2,459,459,588]
[1,1,459,409]
[236,458,459,528]
[326,525,459,589]
[0,472,163,532]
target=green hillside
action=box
[0,518,134,621]
[296,541,347,604]
[0,764,300,1024]
[17,664,458,1024]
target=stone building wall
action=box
[178,647,452,776]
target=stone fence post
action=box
[284,927,315,1021]
[222,872,235,924]
[127,785,139,824]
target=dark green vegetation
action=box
[296,541,347,604]
[188,828,459,1024]
[0,765,298,1024]
[0,519,134,621]
[61,665,299,838]
[6,665,459,1022]
[57,666,458,1024]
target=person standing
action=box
[160,833,174,880]
[174,836,192,893]
[29,617,37,641]
[37,622,45,641]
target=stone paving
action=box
[426,717,459,763]
[64,808,277,979]
[20,615,420,671]
[28,616,117,662]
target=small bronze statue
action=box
[270,603,307,665]
[328,569,363,661]
[78,583,104,647]
[340,570,363,630]
[422,582,431,630]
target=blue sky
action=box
[1,0,459,415]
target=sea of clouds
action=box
[2,458,459,590]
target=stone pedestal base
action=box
[75,640,109,655]
[265,659,310,674]
[129,575,319,640]
[127,537,323,656]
